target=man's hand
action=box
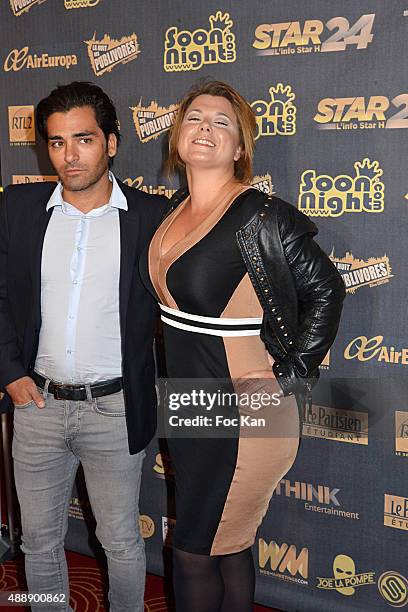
[5,376,45,408]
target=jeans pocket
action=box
[13,400,35,409]
[93,390,126,417]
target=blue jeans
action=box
[12,387,145,612]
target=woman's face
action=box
[177,94,242,174]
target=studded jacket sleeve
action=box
[237,194,346,398]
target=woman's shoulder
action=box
[234,187,273,222]
[237,189,318,237]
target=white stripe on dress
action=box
[159,303,262,326]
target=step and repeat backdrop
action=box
[1,1,408,610]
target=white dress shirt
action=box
[35,173,127,384]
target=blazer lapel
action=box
[29,191,54,324]
[119,206,140,344]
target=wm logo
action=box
[259,539,308,579]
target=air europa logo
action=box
[251,84,296,139]
[314,94,408,130]
[130,100,178,143]
[330,251,393,293]
[164,11,236,72]
[317,554,375,595]
[298,158,384,217]
[9,0,47,16]
[258,539,308,585]
[4,47,77,72]
[253,14,375,56]
[65,0,100,8]
[124,173,274,199]
[85,33,140,76]
[344,336,408,366]
[123,177,177,200]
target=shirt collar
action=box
[46,172,128,213]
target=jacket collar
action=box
[45,171,128,212]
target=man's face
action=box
[46,105,117,192]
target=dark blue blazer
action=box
[0,179,167,453]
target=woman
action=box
[145,80,345,611]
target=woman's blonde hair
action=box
[167,80,256,184]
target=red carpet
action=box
[0,551,278,611]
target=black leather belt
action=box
[32,371,123,401]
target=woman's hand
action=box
[234,370,283,412]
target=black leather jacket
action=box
[167,187,346,404]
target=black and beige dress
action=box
[148,184,299,556]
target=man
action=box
[0,82,167,611]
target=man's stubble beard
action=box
[60,154,110,192]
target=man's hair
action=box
[36,81,121,153]
[167,79,256,184]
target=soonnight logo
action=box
[250,84,296,139]
[164,11,236,72]
[65,0,100,8]
[298,159,384,217]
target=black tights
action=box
[173,546,255,612]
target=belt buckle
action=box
[53,384,68,401]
